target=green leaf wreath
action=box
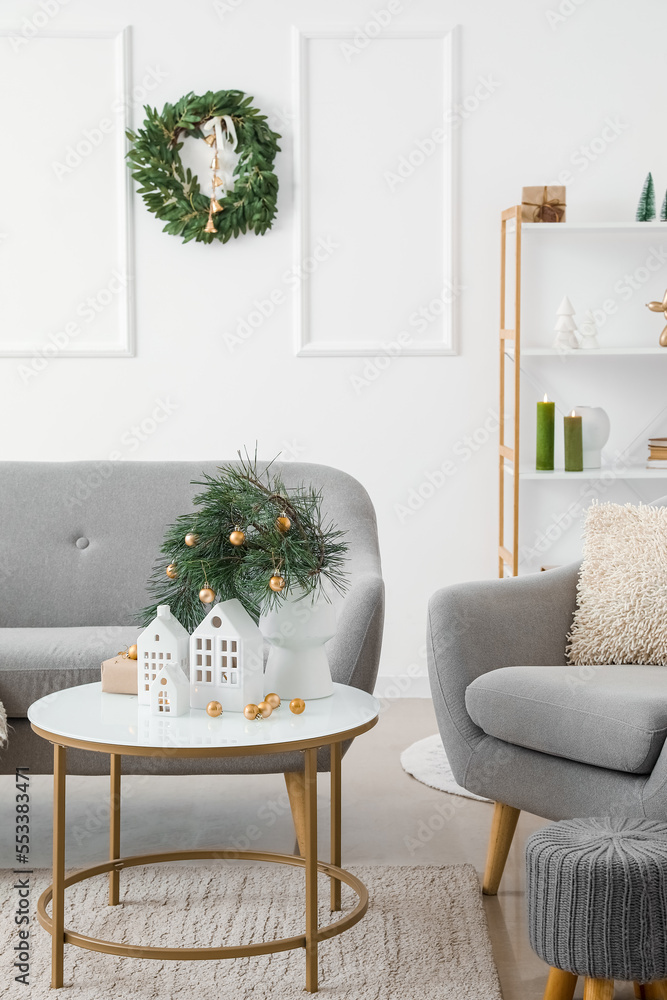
[139,452,349,631]
[126,90,281,244]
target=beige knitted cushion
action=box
[567,501,667,666]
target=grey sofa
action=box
[427,560,667,895]
[0,460,384,807]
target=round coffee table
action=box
[28,681,379,993]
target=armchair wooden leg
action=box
[636,985,667,1000]
[284,770,306,856]
[543,968,578,1000]
[482,801,521,895]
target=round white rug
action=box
[400,734,492,802]
[1,863,501,998]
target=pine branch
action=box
[138,453,349,629]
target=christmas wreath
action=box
[126,90,281,244]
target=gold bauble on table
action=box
[184,532,199,547]
[199,587,216,604]
[269,574,285,592]
[276,514,291,533]
[265,692,281,709]
[289,698,305,715]
[229,528,246,547]
[127,644,138,660]
[166,563,178,579]
[257,701,273,719]
[206,701,222,717]
[244,703,259,720]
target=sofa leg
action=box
[544,968,578,1000]
[482,801,521,895]
[284,770,307,856]
[583,979,614,1000]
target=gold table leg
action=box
[330,741,341,912]
[109,754,121,906]
[52,743,66,988]
[305,746,318,993]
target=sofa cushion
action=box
[0,627,141,717]
[465,664,667,775]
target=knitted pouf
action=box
[526,817,667,982]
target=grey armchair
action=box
[427,560,667,895]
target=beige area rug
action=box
[1,863,501,998]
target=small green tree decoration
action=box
[140,452,348,630]
[636,172,656,221]
[660,189,667,223]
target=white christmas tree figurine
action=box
[578,310,599,349]
[553,295,579,350]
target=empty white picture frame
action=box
[0,28,134,357]
[293,25,459,357]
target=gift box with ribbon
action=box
[521,185,566,223]
[101,654,138,695]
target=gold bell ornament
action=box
[204,213,217,234]
[204,133,216,147]
[210,197,223,214]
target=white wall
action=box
[2,0,665,693]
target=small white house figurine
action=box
[578,310,600,349]
[137,604,190,706]
[553,295,579,349]
[189,599,263,713]
[149,662,190,717]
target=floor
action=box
[0,698,636,999]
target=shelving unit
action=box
[498,208,667,578]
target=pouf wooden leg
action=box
[544,967,578,1000]
[584,979,614,1000]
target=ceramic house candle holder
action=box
[137,605,190,705]
[189,599,263,713]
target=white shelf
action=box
[504,464,667,480]
[509,220,667,233]
[506,346,667,357]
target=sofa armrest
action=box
[327,573,385,694]
[427,561,579,781]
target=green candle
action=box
[536,395,555,470]
[564,411,583,471]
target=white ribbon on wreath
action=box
[203,114,238,197]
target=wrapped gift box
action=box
[521,185,566,223]
[101,654,138,695]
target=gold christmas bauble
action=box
[229,528,246,547]
[244,703,259,720]
[127,644,138,660]
[199,587,216,604]
[206,701,222,717]
[269,574,286,592]
[184,532,199,547]
[166,563,178,579]
[276,515,291,533]
[265,692,281,709]
[289,698,305,715]
[257,701,273,719]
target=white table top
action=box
[28,682,380,755]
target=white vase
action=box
[572,406,610,469]
[260,590,336,701]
